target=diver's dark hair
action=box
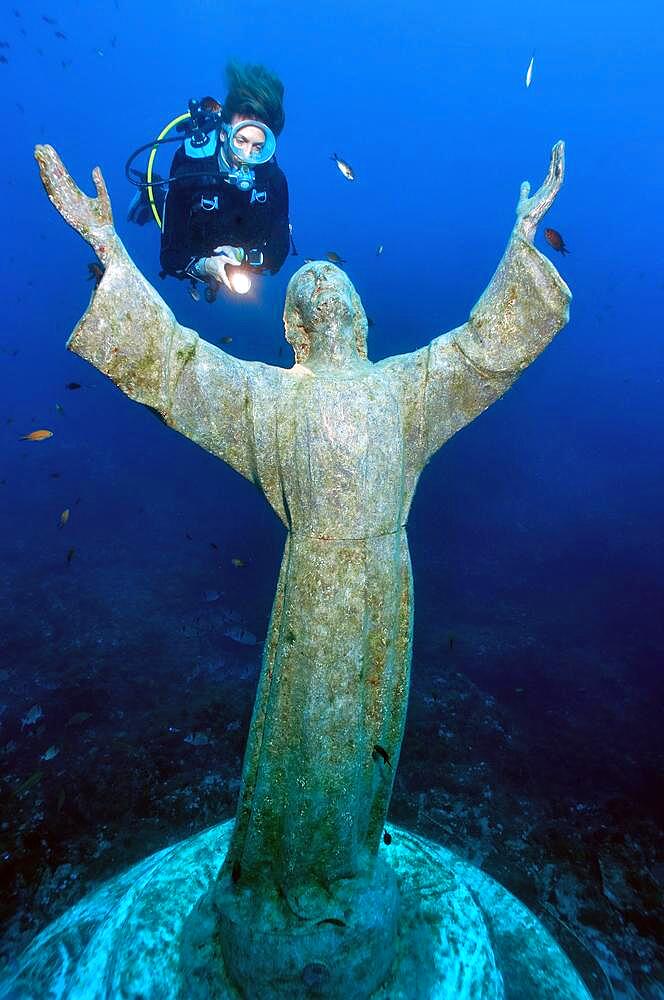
[223,61,285,136]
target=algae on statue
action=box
[35,140,571,995]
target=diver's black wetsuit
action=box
[160,134,290,279]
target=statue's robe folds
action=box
[67,233,570,912]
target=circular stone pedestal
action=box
[212,854,400,998]
[0,821,592,1000]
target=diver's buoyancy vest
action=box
[170,137,276,252]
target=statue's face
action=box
[294,263,355,332]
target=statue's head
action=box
[283,262,368,364]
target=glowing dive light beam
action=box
[229,270,252,295]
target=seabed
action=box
[0,820,592,1000]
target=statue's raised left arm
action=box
[35,145,261,484]
[389,142,572,467]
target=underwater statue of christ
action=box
[33,141,572,998]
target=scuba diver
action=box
[126,62,291,302]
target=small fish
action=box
[448,634,455,650]
[209,542,218,550]
[42,15,57,25]
[55,30,66,39]
[0,41,10,48]
[219,336,233,345]
[203,589,222,602]
[21,704,43,728]
[316,917,347,928]
[383,831,392,845]
[184,731,211,746]
[20,429,53,441]
[13,771,42,797]
[525,53,535,88]
[188,283,200,302]
[66,547,75,565]
[326,251,346,265]
[367,317,375,328]
[0,56,7,65]
[111,35,117,48]
[66,382,82,390]
[376,244,384,256]
[544,228,570,255]
[59,508,70,528]
[40,745,60,761]
[55,402,65,416]
[224,625,258,646]
[231,558,245,568]
[87,263,104,286]
[331,153,355,181]
[372,744,392,769]
[231,860,242,883]
[66,711,92,726]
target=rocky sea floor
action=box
[0,565,662,1000]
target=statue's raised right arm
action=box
[35,144,264,484]
[388,141,572,466]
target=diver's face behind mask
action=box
[219,114,277,191]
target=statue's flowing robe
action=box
[67,232,570,903]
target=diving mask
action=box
[219,119,277,191]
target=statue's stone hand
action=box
[515,140,565,243]
[34,144,116,263]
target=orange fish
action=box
[544,228,570,255]
[87,263,105,287]
[20,429,53,441]
[326,251,347,265]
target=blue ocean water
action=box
[1,0,662,996]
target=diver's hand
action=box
[203,246,245,292]
[514,140,565,243]
[34,144,116,263]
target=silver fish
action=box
[331,153,355,181]
[184,731,211,746]
[224,625,258,646]
[525,53,534,88]
[21,704,43,728]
